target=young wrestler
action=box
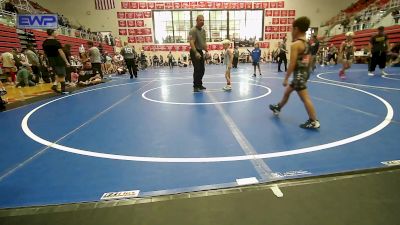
[248,43,262,77]
[338,32,356,79]
[222,39,233,91]
[269,17,320,129]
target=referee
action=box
[189,15,207,92]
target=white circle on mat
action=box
[141,82,272,105]
[21,78,394,163]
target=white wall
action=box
[35,0,354,57]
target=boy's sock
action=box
[60,82,66,92]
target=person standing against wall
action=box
[167,51,173,69]
[232,45,239,68]
[189,15,207,92]
[368,26,389,76]
[278,37,288,72]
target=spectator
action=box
[87,41,103,78]
[62,44,72,82]
[248,42,262,77]
[25,44,41,83]
[167,51,174,69]
[109,34,115,46]
[4,0,18,13]
[1,51,16,84]
[0,80,6,111]
[392,9,400,24]
[233,46,239,68]
[368,26,389,76]
[16,64,36,88]
[105,35,110,45]
[310,34,320,72]
[11,48,22,70]
[153,55,159,67]
[42,29,70,93]
[159,55,164,65]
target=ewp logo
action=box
[17,14,58,29]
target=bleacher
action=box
[328,24,400,49]
[0,24,115,56]
[29,29,114,56]
[0,24,20,54]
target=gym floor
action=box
[0,63,399,210]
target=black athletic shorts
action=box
[53,66,66,77]
[290,73,309,91]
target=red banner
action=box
[182,2,190,8]
[238,2,245,8]
[281,10,288,17]
[143,45,150,51]
[245,2,253,9]
[270,2,277,8]
[155,3,164,9]
[198,1,206,8]
[272,26,279,32]
[128,36,136,43]
[127,20,135,27]
[128,29,136,35]
[263,2,269,8]
[125,12,134,19]
[174,2,182,9]
[134,12,144,18]
[144,11,152,18]
[260,42,270,48]
[135,20,144,27]
[272,18,279,25]
[190,2,198,8]
[119,29,127,36]
[137,36,144,43]
[289,10,296,17]
[147,2,155,9]
[214,2,222,9]
[138,2,147,9]
[265,10,272,17]
[277,1,284,8]
[280,18,288,24]
[121,2,129,9]
[206,2,214,8]
[254,2,263,9]
[118,20,127,27]
[141,28,152,35]
[279,26,287,32]
[273,10,280,17]
[129,2,138,9]
[165,2,173,9]
[117,12,125,19]
[288,18,295,24]
[145,36,153,43]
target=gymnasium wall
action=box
[35,0,353,56]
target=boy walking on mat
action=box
[269,17,320,129]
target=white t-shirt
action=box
[1,52,14,68]
[88,47,102,63]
